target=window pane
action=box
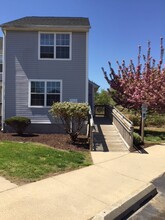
[0,55,2,72]
[56,47,69,59]
[40,46,54,58]
[40,34,54,46]
[56,34,70,46]
[47,82,60,93]
[31,82,45,93]
[0,55,2,63]
[31,94,44,106]
[47,94,60,106]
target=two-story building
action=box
[0,16,98,133]
[0,37,3,119]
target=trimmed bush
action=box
[50,102,89,142]
[5,116,31,135]
[133,132,143,146]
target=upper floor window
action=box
[0,54,2,72]
[39,33,71,60]
[30,80,62,107]
[56,34,70,59]
[40,34,54,58]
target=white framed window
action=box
[39,32,71,60]
[40,33,54,59]
[0,54,2,73]
[29,80,62,107]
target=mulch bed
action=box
[0,132,89,152]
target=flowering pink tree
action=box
[102,38,165,113]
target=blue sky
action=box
[1,0,165,90]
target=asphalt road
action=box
[128,173,165,220]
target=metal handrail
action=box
[112,108,133,133]
[113,106,133,125]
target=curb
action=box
[92,183,157,220]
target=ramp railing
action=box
[94,105,134,151]
[111,106,134,151]
[88,107,95,150]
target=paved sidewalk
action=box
[0,177,17,193]
[0,144,165,220]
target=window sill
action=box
[38,58,72,61]
[28,106,51,108]
[31,120,52,124]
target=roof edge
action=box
[1,25,90,32]
[0,16,91,29]
[89,80,100,89]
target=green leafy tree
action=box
[95,89,115,105]
[50,102,89,142]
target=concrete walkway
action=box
[0,177,17,193]
[93,117,128,152]
[0,144,165,219]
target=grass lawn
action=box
[134,127,165,144]
[118,107,165,146]
[144,128,165,143]
[0,141,92,184]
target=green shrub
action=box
[129,115,140,126]
[5,116,31,135]
[145,115,165,127]
[50,102,89,142]
[133,132,143,146]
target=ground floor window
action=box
[29,80,62,107]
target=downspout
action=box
[1,29,6,132]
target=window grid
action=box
[30,80,61,107]
[39,33,71,60]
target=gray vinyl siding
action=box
[5,30,87,123]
